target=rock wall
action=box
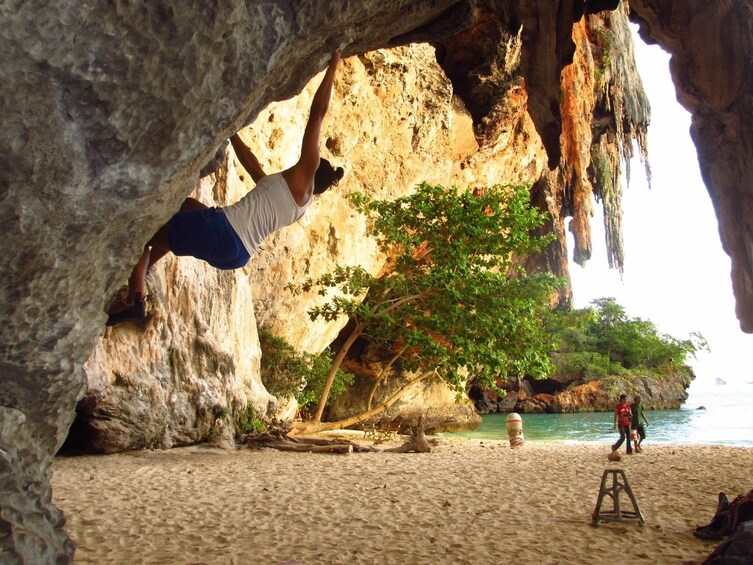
[2,1,753,562]
[72,44,483,452]
[71,33,557,449]
[74,7,647,453]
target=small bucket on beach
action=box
[505,412,524,448]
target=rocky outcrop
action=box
[470,369,694,413]
[3,1,753,562]
[0,3,472,560]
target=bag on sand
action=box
[702,521,753,565]
[693,489,753,541]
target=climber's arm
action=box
[230,134,266,182]
[285,50,340,199]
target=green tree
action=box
[288,182,563,433]
[549,297,708,376]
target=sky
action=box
[566,26,753,388]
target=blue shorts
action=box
[167,207,250,270]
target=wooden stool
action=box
[591,468,645,526]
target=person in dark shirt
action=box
[631,394,649,452]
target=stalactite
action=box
[585,2,651,274]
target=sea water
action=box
[446,380,753,447]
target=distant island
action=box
[469,298,704,414]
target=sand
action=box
[51,435,753,565]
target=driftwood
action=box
[240,423,380,454]
[265,441,354,454]
[241,417,456,454]
[363,422,401,443]
[383,416,456,453]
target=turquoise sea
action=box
[446,381,753,448]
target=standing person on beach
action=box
[107,50,344,326]
[612,394,633,455]
[631,395,649,452]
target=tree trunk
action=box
[384,427,432,453]
[384,414,451,453]
[312,322,365,422]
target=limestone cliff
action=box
[71,44,478,452]
[3,1,753,562]
[69,7,646,450]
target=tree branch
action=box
[366,344,409,410]
[293,369,436,435]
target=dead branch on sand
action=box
[383,415,453,453]
[240,423,380,454]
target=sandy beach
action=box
[52,436,753,565]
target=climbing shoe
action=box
[106,298,147,326]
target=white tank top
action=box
[223,173,310,255]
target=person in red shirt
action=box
[612,394,633,454]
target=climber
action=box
[107,50,344,326]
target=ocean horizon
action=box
[446,380,753,448]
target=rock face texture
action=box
[2,1,753,562]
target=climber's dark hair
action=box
[314,158,344,194]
